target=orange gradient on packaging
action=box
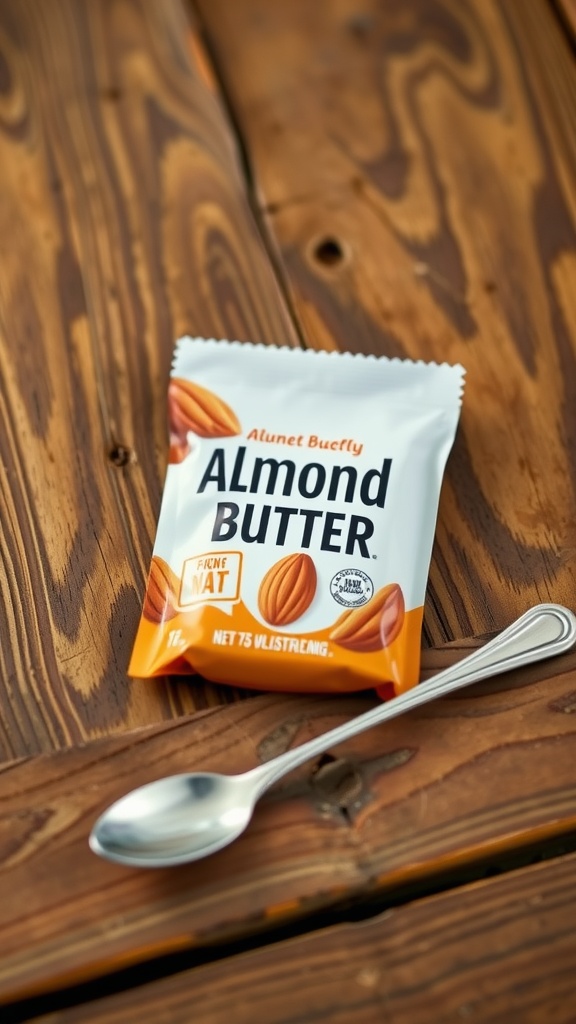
[129,600,424,695]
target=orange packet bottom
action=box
[130,598,424,694]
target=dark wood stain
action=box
[198,0,576,644]
[549,690,576,713]
[0,0,299,758]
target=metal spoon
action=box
[90,604,576,868]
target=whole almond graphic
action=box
[258,553,317,626]
[143,556,180,623]
[168,378,241,439]
[329,583,405,653]
[379,583,405,648]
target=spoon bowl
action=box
[90,604,576,868]
[90,773,255,866]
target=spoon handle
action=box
[250,603,576,793]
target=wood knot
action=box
[310,755,364,809]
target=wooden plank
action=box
[2,640,576,1003]
[196,0,576,644]
[0,0,299,760]
[36,850,576,1024]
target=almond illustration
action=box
[168,434,192,464]
[168,378,241,439]
[143,556,180,623]
[258,552,317,626]
[329,583,405,653]
[379,583,405,648]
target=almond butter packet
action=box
[129,338,465,696]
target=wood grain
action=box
[555,0,576,39]
[35,850,576,1023]
[196,0,576,644]
[0,0,298,760]
[2,640,576,1003]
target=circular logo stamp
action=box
[330,568,374,608]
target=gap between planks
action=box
[5,839,576,1023]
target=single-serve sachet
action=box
[129,338,465,696]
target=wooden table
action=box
[2,0,576,1020]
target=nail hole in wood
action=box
[315,753,337,771]
[108,443,133,467]
[313,237,345,267]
